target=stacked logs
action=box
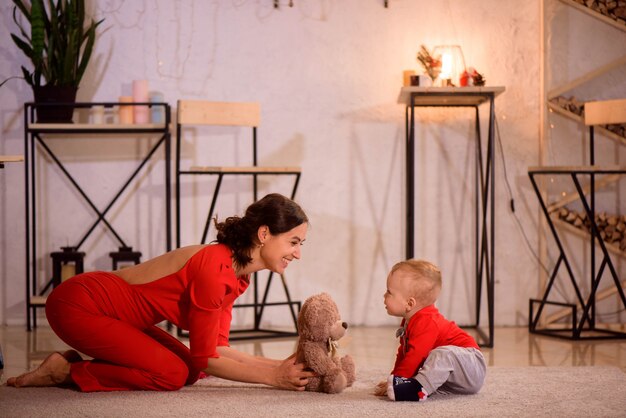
[550,96,626,138]
[551,96,584,116]
[572,0,626,24]
[556,207,626,251]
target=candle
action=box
[119,96,133,124]
[403,70,416,87]
[91,105,105,124]
[150,92,164,124]
[61,264,75,282]
[132,80,149,124]
[418,75,432,87]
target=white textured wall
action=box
[0,0,617,331]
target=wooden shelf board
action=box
[540,215,626,324]
[547,56,626,99]
[547,102,626,147]
[0,155,24,163]
[547,174,621,213]
[28,123,169,131]
[558,0,626,33]
[30,296,47,306]
[397,86,505,106]
[529,165,626,174]
[551,215,626,259]
[543,276,625,325]
[189,166,301,174]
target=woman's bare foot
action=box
[6,352,73,387]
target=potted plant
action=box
[4,0,103,122]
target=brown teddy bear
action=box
[295,292,356,394]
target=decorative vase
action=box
[33,85,78,123]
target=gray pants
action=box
[415,345,486,396]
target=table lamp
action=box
[432,45,466,87]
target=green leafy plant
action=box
[1,0,103,88]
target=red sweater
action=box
[392,305,479,378]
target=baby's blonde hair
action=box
[391,259,442,305]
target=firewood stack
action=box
[556,207,626,251]
[551,96,585,116]
[550,96,626,138]
[572,0,626,24]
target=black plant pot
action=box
[33,85,78,123]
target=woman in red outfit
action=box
[7,193,314,392]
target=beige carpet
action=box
[1,366,625,417]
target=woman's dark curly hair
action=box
[214,193,308,268]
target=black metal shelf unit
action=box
[24,101,172,331]
[528,167,626,340]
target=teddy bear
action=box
[295,292,356,394]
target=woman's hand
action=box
[271,354,316,391]
[374,379,388,396]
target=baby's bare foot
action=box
[6,352,72,387]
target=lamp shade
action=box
[432,45,466,87]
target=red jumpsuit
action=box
[45,244,249,392]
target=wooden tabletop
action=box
[528,165,626,174]
[398,86,506,106]
[0,155,24,163]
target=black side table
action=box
[399,86,505,347]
